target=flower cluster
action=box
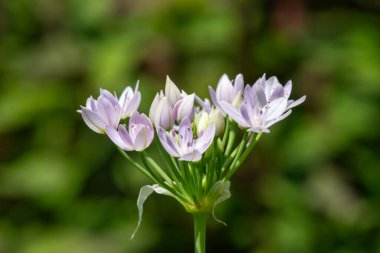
[78,73,305,241]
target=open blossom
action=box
[79,89,121,134]
[209,74,244,109]
[157,117,215,161]
[220,75,306,133]
[106,112,154,151]
[119,82,141,119]
[79,84,141,134]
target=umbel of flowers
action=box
[79,74,305,253]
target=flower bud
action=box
[209,108,225,136]
[195,108,225,136]
[216,74,234,102]
[149,93,174,130]
[195,111,209,135]
[165,76,181,107]
[173,94,195,123]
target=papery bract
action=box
[157,117,215,161]
[106,112,154,151]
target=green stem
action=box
[194,213,207,253]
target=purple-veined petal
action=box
[195,95,211,113]
[233,74,244,95]
[208,86,219,108]
[173,94,195,122]
[106,126,133,150]
[240,102,254,126]
[123,91,141,118]
[97,96,120,128]
[100,89,118,104]
[178,116,193,148]
[153,97,174,130]
[219,101,251,128]
[265,109,292,128]
[194,124,215,154]
[249,127,270,133]
[265,97,288,122]
[216,74,234,102]
[287,95,306,110]
[80,107,106,133]
[243,85,256,107]
[284,80,292,99]
[165,76,181,106]
[179,150,202,162]
[118,124,134,149]
[255,82,267,107]
[133,127,152,151]
[269,85,285,102]
[157,127,181,157]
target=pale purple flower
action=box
[173,94,195,123]
[157,117,215,161]
[149,92,175,130]
[209,74,244,109]
[119,82,141,119]
[106,112,154,151]
[79,89,121,134]
[220,75,306,133]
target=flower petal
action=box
[179,150,202,162]
[106,125,133,150]
[178,116,193,148]
[157,127,181,157]
[133,127,152,151]
[80,106,106,133]
[219,101,250,128]
[194,124,215,154]
[287,95,306,110]
[208,86,219,108]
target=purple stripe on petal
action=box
[265,97,288,121]
[233,74,244,95]
[157,127,180,157]
[123,91,141,118]
[219,101,250,128]
[178,116,193,148]
[118,125,134,150]
[179,150,202,162]
[133,127,151,151]
[106,126,131,150]
[194,124,215,154]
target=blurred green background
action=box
[1,0,380,252]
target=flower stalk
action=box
[194,212,207,253]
